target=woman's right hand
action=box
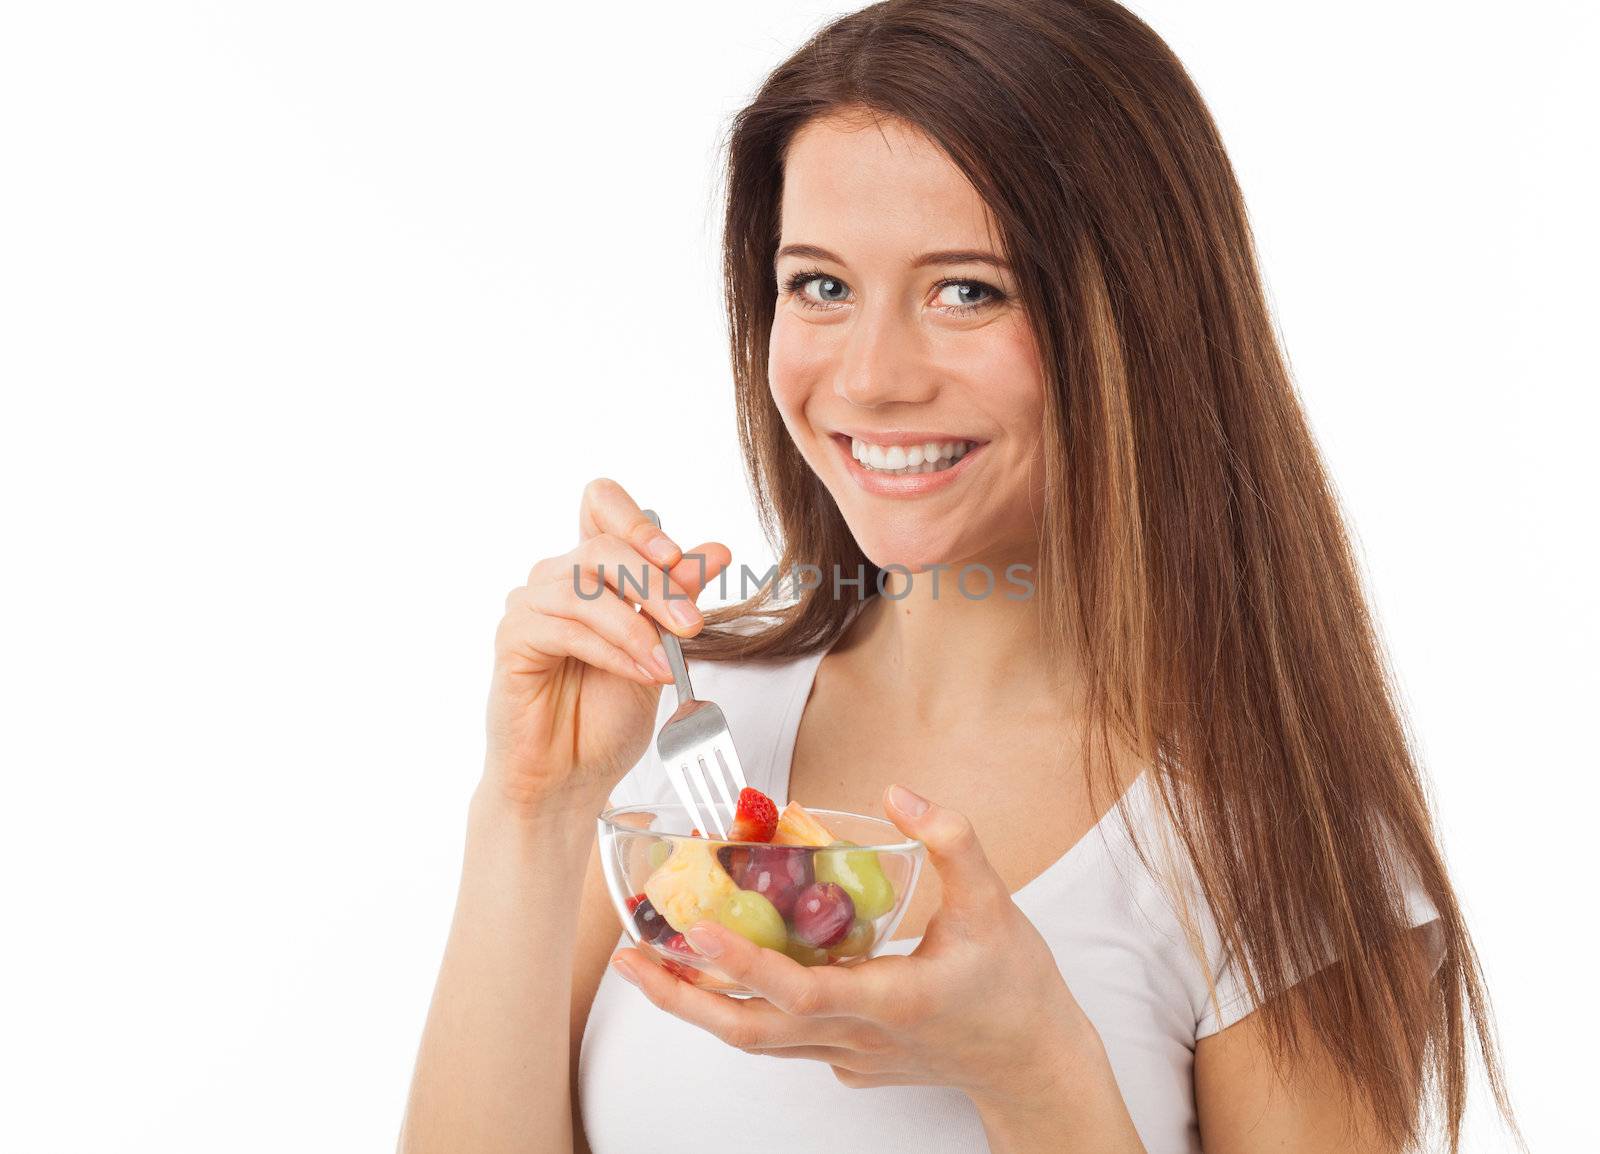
[482,477,732,814]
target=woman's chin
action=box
[851,541,963,575]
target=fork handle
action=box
[640,509,696,704]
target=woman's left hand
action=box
[608,782,1102,1113]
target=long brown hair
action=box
[681,1,1519,1148]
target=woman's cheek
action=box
[767,311,833,417]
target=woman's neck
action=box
[836,555,1082,726]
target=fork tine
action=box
[702,749,741,831]
[687,753,731,838]
[664,757,711,838]
[715,742,749,793]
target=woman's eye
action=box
[933,280,1000,313]
[783,272,851,309]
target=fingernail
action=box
[634,660,659,682]
[645,534,678,567]
[611,955,639,986]
[889,784,929,817]
[651,644,672,676]
[668,597,701,629]
[686,924,724,956]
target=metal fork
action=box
[639,509,748,839]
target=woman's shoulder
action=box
[1098,776,1446,1040]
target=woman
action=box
[399,2,1519,1151]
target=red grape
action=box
[716,843,753,882]
[791,881,855,949]
[738,844,813,918]
[630,896,672,943]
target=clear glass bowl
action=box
[597,802,926,998]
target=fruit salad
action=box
[627,786,900,982]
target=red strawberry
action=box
[727,786,779,843]
[689,827,703,838]
[625,892,647,914]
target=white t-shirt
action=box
[578,631,1444,1153]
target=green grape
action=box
[716,889,787,952]
[783,937,832,967]
[647,841,671,869]
[814,839,895,921]
[827,917,875,959]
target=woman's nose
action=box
[832,298,936,406]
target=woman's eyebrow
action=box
[774,243,1010,270]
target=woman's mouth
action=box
[828,432,987,496]
[848,436,976,475]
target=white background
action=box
[1,2,1593,1151]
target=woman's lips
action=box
[829,433,985,497]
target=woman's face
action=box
[769,109,1046,572]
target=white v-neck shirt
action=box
[578,631,1444,1153]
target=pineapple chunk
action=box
[642,838,739,934]
[771,800,836,847]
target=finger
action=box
[741,1044,887,1073]
[496,597,663,685]
[577,476,683,569]
[550,531,713,640]
[882,784,1009,919]
[610,948,849,1052]
[682,921,919,1024]
[574,479,732,598]
[664,541,734,600]
[511,577,671,684]
[832,1065,916,1090]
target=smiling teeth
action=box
[852,438,974,474]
